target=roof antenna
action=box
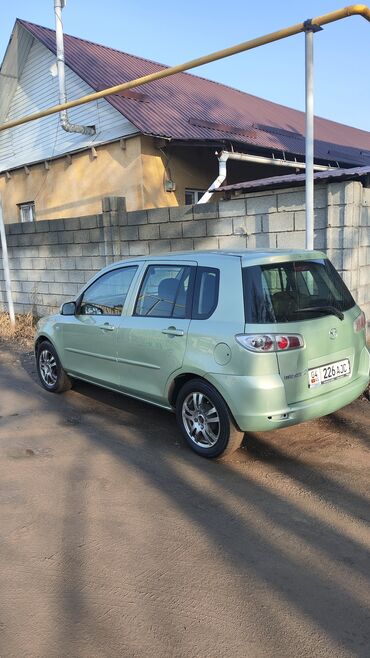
[54,0,95,135]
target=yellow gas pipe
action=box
[0,4,369,134]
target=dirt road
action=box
[0,343,369,658]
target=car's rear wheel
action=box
[36,340,72,393]
[176,379,244,458]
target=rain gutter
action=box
[197,151,332,204]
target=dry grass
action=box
[0,312,36,350]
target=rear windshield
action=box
[242,259,355,323]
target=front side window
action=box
[79,266,137,316]
[243,259,355,323]
[135,265,193,318]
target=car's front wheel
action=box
[36,340,72,393]
[176,379,244,458]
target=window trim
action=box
[76,265,138,317]
[18,201,35,223]
[191,267,220,320]
[185,189,207,205]
[133,264,196,319]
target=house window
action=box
[185,189,206,205]
[19,202,35,223]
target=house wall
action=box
[0,136,221,222]
[0,25,298,220]
[138,137,217,209]
[0,137,146,222]
[0,27,137,173]
[0,180,369,321]
[140,138,298,208]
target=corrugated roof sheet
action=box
[218,165,370,193]
[17,19,370,167]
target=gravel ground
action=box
[0,343,369,658]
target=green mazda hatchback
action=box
[35,250,369,458]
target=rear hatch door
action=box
[276,308,361,404]
[242,256,363,404]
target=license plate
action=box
[308,358,351,388]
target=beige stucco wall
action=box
[0,133,281,222]
[139,138,298,207]
[140,137,217,208]
[0,136,145,222]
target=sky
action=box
[0,0,369,131]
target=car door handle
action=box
[162,326,184,337]
[101,323,115,331]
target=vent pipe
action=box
[54,0,95,136]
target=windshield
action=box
[242,259,355,323]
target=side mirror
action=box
[61,301,77,316]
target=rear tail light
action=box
[277,335,289,350]
[236,333,304,353]
[353,311,366,334]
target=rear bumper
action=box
[206,348,370,433]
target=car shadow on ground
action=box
[4,343,370,657]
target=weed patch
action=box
[0,312,36,350]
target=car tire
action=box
[176,379,244,458]
[36,340,72,393]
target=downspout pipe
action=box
[54,0,95,136]
[198,153,229,204]
[197,150,331,204]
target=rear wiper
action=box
[293,306,344,321]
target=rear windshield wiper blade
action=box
[293,306,344,321]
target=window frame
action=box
[18,201,35,223]
[76,265,138,317]
[133,264,196,319]
[185,189,207,205]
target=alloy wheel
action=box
[39,349,58,387]
[182,392,220,447]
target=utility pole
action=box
[304,20,322,250]
[0,200,15,327]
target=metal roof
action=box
[16,19,370,167]
[218,165,370,193]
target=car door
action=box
[61,265,138,387]
[242,257,361,405]
[116,261,196,403]
[273,259,361,403]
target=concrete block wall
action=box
[0,181,369,320]
[359,187,370,316]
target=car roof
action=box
[108,249,326,269]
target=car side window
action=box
[79,266,137,316]
[192,267,220,319]
[135,265,193,318]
